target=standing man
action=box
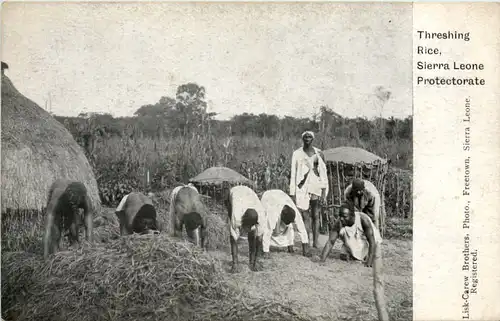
[289,131,329,248]
[318,202,382,267]
[344,178,382,230]
[260,189,310,257]
[225,185,267,273]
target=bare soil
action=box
[210,236,412,321]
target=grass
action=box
[1,209,45,253]
[90,135,412,221]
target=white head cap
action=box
[301,131,315,139]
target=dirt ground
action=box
[210,236,412,321]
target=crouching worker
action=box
[43,179,94,260]
[169,184,207,249]
[115,192,159,236]
[319,202,382,267]
[344,178,381,228]
[226,185,266,273]
[260,189,310,257]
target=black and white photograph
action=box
[1,3,413,321]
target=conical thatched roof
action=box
[1,73,101,212]
[189,166,252,185]
[322,146,387,164]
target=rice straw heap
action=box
[1,234,311,321]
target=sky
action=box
[1,2,413,120]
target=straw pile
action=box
[204,212,230,250]
[2,234,310,321]
[1,73,100,213]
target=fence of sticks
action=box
[322,146,390,238]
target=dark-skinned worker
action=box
[344,178,381,228]
[169,183,208,249]
[318,202,382,267]
[115,192,159,236]
[225,185,267,273]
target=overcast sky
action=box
[2,2,412,120]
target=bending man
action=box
[319,203,382,267]
[226,185,267,273]
[115,192,159,236]
[261,189,310,257]
[169,183,207,249]
[289,130,329,248]
[344,178,382,229]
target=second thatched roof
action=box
[322,146,386,165]
[1,72,101,212]
[189,166,252,185]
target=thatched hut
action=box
[1,71,101,214]
[322,146,389,236]
[189,166,254,201]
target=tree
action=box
[134,96,176,118]
[175,83,210,135]
[374,86,392,137]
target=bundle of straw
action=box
[204,212,229,250]
[2,234,310,321]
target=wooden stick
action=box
[336,162,342,204]
[380,168,388,238]
[328,163,334,205]
[396,171,400,217]
[340,163,346,200]
[373,242,390,321]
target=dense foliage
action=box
[54,82,412,216]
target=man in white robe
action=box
[261,189,310,257]
[289,131,329,248]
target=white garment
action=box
[228,185,266,241]
[116,194,129,212]
[339,211,382,261]
[261,189,308,252]
[289,147,329,210]
[344,179,381,227]
[169,184,199,227]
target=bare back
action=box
[46,179,72,210]
[47,179,88,219]
[123,192,153,226]
[174,187,207,217]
